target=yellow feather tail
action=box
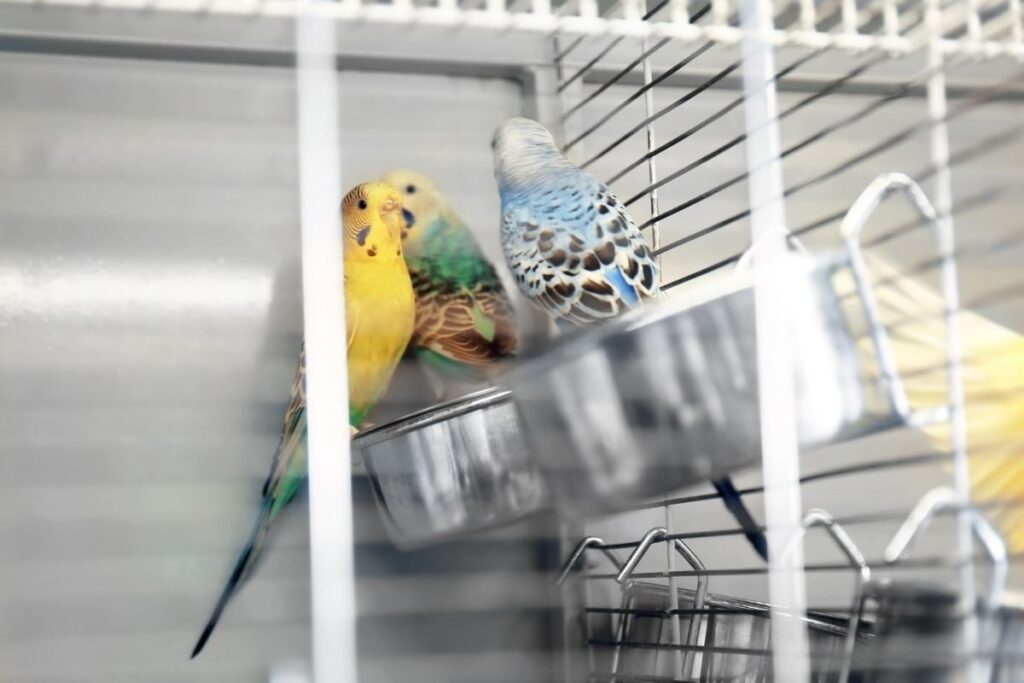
[841,256,1024,550]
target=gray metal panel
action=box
[0,50,560,683]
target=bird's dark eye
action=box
[405,185,416,195]
[357,199,367,210]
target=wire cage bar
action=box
[294,3,357,681]
[735,0,811,680]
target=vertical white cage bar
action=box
[841,0,858,33]
[640,48,663,283]
[925,0,979,678]
[637,26,682,677]
[1011,0,1024,43]
[712,0,729,28]
[966,0,984,42]
[295,6,358,683]
[799,0,816,32]
[883,0,900,38]
[738,0,810,681]
[670,0,689,25]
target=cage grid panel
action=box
[548,1,1024,682]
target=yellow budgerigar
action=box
[191,181,414,657]
[343,182,418,427]
[858,256,1024,550]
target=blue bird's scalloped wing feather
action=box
[500,172,658,325]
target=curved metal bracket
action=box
[838,172,940,422]
[556,536,624,586]
[614,527,708,677]
[884,486,1007,611]
[616,527,707,585]
[778,509,869,683]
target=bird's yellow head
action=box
[380,169,445,248]
[341,182,406,261]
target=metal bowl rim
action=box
[622,580,859,637]
[503,253,841,385]
[352,386,512,449]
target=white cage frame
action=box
[2,0,1020,680]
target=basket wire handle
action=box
[556,536,628,679]
[556,536,624,586]
[780,509,870,683]
[884,486,1008,611]
[839,172,941,422]
[883,486,1008,683]
[615,527,708,678]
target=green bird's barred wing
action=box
[410,269,517,368]
[407,213,518,370]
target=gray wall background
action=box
[1,52,560,683]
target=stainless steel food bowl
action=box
[992,596,1024,683]
[852,580,961,683]
[504,251,907,517]
[353,388,548,549]
[609,581,869,682]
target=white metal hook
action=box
[882,487,1008,683]
[880,485,1007,683]
[884,486,1008,611]
[840,173,939,241]
[838,172,942,422]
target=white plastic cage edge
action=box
[1,0,1022,59]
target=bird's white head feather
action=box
[492,118,573,194]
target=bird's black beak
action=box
[402,208,415,229]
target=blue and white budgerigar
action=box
[492,117,769,562]
[493,118,658,323]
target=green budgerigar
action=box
[382,169,517,397]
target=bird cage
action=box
[1,0,1022,681]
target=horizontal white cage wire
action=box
[0,0,1021,58]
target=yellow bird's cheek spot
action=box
[356,225,371,246]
